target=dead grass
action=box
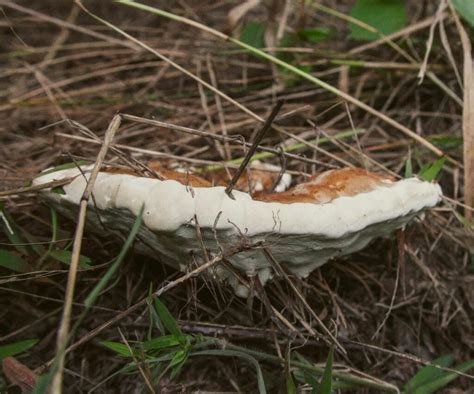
[0,1,473,392]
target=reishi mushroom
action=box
[33,164,442,296]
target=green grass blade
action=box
[0,205,28,255]
[142,335,183,351]
[101,341,138,357]
[48,249,91,269]
[404,354,453,392]
[0,339,38,360]
[411,359,474,394]
[418,157,446,181]
[84,205,144,308]
[0,249,30,272]
[316,346,334,394]
[154,298,183,337]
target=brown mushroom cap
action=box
[257,168,394,204]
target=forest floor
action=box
[0,1,473,392]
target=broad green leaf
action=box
[48,250,91,269]
[410,359,474,394]
[101,341,138,357]
[349,0,407,41]
[452,0,474,26]
[404,354,454,392]
[418,156,446,181]
[0,339,38,360]
[240,21,265,48]
[316,346,333,394]
[298,28,332,43]
[154,298,182,337]
[142,335,182,351]
[0,249,30,272]
[84,205,144,308]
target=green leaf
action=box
[48,249,91,269]
[84,205,144,308]
[286,370,297,394]
[0,206,28,255]
[405,156,413,178]
[169,348,189,379]
[142,335,183,351]
[0,249,30,272]
[298,28,332,43]
[452,0,474,26]
[154,298,182,337]
[316,346,334,394]
[240,21,265,48]
[418,156,446,181]
[404,354,454,392]
[349,0,407,41]
[409,359,474,394]
[0,339,38,360]
[101,341,138,357]
[51,186,65,195]
[429,135,463,150]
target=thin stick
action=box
[262,247,346,355]
[225,100,283,198]
[50,115,121,393]
[37,251,230,374]
[449,1,474,219]
[113,0,454,162]
[0,178,74,197]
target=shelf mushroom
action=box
[33,164,442,296]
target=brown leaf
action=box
[2,357,38,394]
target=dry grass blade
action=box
[449,2,474,219]
[50,114,121,393]
[110,1,449,161]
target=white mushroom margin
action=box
[34,166,443,296]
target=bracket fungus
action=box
[34,164,442,297]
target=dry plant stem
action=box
[225,100,283,197]
[0,0,136,50]
[262,247,346,355]
[450,2,474,219]
[0,177,74,197]
[50,115,121,394]
[38,251,231,373]
[310,1,462,107]
[109,1,448,161]
[121,113,357,168]
[345,339,474,380]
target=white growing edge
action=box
[34,166,442,296]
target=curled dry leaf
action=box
[33,164,442,296]
[2,357,38,393]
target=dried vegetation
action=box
[0,0,473,392]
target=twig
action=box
[225,100,283,198]
[0,177,74,197]
[262,247,346,355]
[37,249,239,374]
[50,114,121,393]
[113,0,454,162]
